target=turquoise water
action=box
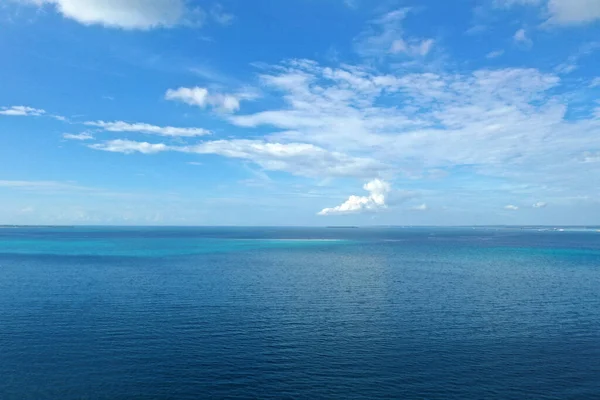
[1,227,599,399]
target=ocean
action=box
[1,227,599,399]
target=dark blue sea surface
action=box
[1,227,599,399]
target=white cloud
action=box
[84,57,600,215]
[533,201,548,208]
[319,179,391,215]
[210,4,234,25]
[546,0,600,25]
[591,77,600,87]
[582,151,600,163]
[410,203,428,211]
[504,204,519,210]
[165,86,257,113]
[355,9,435,58]
[486,50,505,59]
[0,180,91,192]
[513,29,531,45]
[18,0,191,30]
[84,120,210,137]
[89,138,383,178]
[90,139,169,154]
[183,140,383,178]
[391,38,435,56]
[495,0,542,6]
[497,0,600,26]
[63,132,94,141]
[0,105,45,116]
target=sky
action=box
[1,0,599,226]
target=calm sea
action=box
[1,227,599,399]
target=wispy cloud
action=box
[354,9,435,58]
[89,139,169,154]
[165,86,258,113]
[90,138,384,179]
[63,132,94,141]
[497,0,600,26]
[210,4,234,25]
[533,201,547,208]
[85,121,210,137]
[545,0,600,26]
[410,203,428,211]
[504,204,519,210]
[486,50,505,59]
[0,105,45,116]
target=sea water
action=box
[1,227,599,399]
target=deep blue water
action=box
[1,227,599,399]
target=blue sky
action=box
[1,0,599,225]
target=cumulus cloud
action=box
[533,202,547,208]
[84,120,210,137]
[90,139,169,154]
[318,179,391,215]
[504,204,519,210]
[63,132,94,141]
[17,0,191,30]
[410,203,428,211]
[165,86,257,113]
[0,105,46,116]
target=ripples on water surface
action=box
[1,227,599,399]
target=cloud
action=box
[495,0,542,6]
[582,151,600,163]
[318,179,391,215]
[354,9,435,58]
[486,50,505,59]
[546,0,600,25]
[90,139,169,154]
[390,38,435,57]
[410,203,428,211]
[497,0,600,26]
[533,201,547,208]
[0,180,92,192]
[17,0,192,30]
[165,86,257,113]
[513,29,531,45]
[504,204,519,210]
[591,77,600,87]
[210,4,234,25]
[84,120,210,137]
[183,140,384,178]
[0,105,46,116]
[83,57,600,213]
[89,138,384,178]
[63,132,94,141]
